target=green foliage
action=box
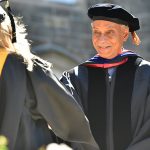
[0,135,9,150]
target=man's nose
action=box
[99,34,107,41]
[97,34,108,45]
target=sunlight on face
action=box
[91,20,129,59]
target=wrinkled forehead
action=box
[91,20,123,29]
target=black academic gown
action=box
[0,53,97,150]
[60,56,150,150]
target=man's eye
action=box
[93,31,97,33]
[93,31,100,35]
[107,30,114,35]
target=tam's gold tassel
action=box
[131,31,141,46]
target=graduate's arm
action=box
[28,66,98,149]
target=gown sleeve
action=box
[27,64,98,149]
[127,94,150,149]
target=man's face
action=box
[92,20,129,59]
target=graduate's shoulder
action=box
[6,52,25,67]
[138,59,150,70]
[136,59,150,80]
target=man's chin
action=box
[98,53,116,59]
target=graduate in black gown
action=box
[60,3,150,150]
[0,1,97,150]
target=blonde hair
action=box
[131,31,141,46]
[0,8,51,71]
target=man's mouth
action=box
[99,46,111,50]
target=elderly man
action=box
[60,3,150,150]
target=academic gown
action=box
[60,56,150,150]
[0,53,98,150]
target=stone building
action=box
[10,0,150,77]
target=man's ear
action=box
[122,26,129,42]
[91,22,93,28]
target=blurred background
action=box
[11,0,150,77]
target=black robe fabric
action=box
[0,53,97,150]
[60,56,150,150]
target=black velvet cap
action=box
[88,3,140,32]
[0,6,5,23]
[0,1,17,43]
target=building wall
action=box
[11,0,90,77]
